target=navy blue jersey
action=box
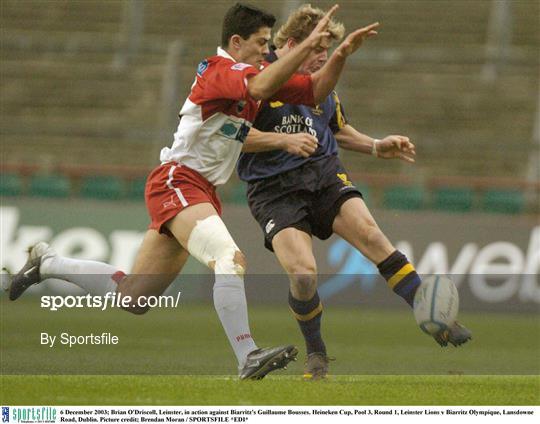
[237,49,347,182]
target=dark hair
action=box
[221,3,276,47]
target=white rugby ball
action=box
[413,275,459,335]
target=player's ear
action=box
[229,34,243,50]
[286,38,299,50]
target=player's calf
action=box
[119,293,150,315]
[116,275,172,315]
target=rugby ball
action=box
[413,275,459,335]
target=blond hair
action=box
[273,4,345,48]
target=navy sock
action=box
[288,291,326,355]
[378,250,421,307]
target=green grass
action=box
[1,375,539,405]
[1,297,539,404]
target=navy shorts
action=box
[246,155,363,251]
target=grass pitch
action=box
[1,297,539,405]
[2,375,539,405]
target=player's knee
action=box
[233,250,247,275]
[187,215,245,276]
[288,262,317,300]
[288,260,317,278]
[212,249,246,278]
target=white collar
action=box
[217,47,236,62]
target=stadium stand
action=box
[0,174,23,197]
[1,0,538,213]
[29,174,71,198]
[482,189,525,214]
[80,176,124,200]
[126,177,148,200]
[432,187,474,213]
[383,185,426,211]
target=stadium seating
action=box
[80,176,124,200]
[481,189,525,214]
[356,184,371,205]
[432,187,474,212]
[29,174,70,198]
[383,186,426,210]
[126,177,147,200]
[226,182,248,205]
[0,173,23,196]
[1,0,538,212]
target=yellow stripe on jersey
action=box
[332,92,346,129]
[290,302,323,322]
[387,263,415,288]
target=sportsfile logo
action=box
[7,407,56,423]
[41,292,182,311]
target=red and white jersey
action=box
[160,48,314,186]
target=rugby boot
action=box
[433,322,472,347]
[303,352,334,380]
[239,345,298,380]
[9,242,52,301]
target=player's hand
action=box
[305,4,339,50]
[376,135,416,163]
[335,22,379,58]
[280,133,319,158]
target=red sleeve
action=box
[200,58,259,101]
[269,73,315,106]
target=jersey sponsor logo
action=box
[197,60,208,76]
[265,219,275,234]
[337,173,353,187]
[273,114,317,137]
[231,62,252,71]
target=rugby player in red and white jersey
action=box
[9,3,379,379]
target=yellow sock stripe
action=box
[387,263,415,288]
[290,302,323,322]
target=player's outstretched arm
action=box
[335,124,416,163]
[242,127,318,158]
[311,22,379,103]
[247,5,339,100]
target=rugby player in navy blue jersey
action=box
[238,4,471,380]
